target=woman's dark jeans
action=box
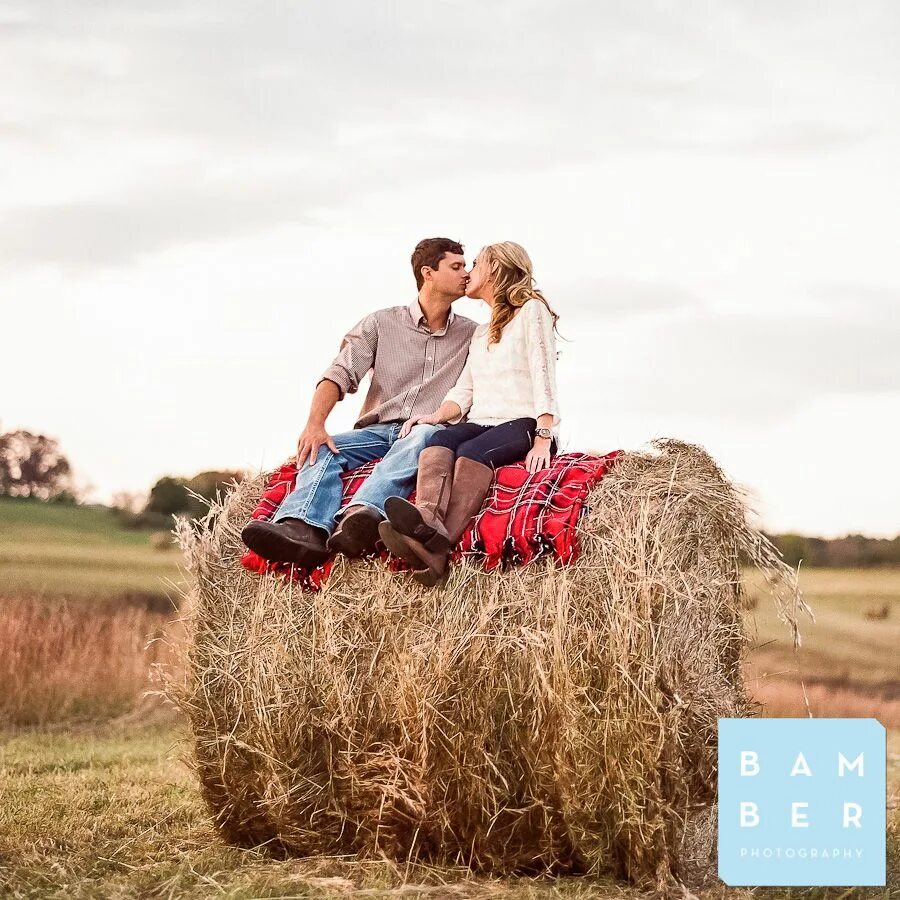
[426,417,556,468]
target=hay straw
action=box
[167,439,807,896]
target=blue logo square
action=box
[718,718,886,886]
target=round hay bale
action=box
[149,530,176,551]
[171,439,806,894]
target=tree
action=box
[184,470,244,518]
[146,476,190,517]
[145,470,244,519]
[770,532,808,567]
[0,430,74,500]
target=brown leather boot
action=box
[384,446,455,552]
[241,517,330,568]
[379,457,494,587]
[440,457,495,548]
[327,504,382,557]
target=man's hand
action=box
[524,438,552,474]
[296,423,339,468]
[399,412,441,439]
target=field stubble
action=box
[0,597,179,726]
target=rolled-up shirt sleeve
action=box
[523,300,561,426]
[442,352,474,422]
[318,314,378,398]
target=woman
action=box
[379,241,561,586]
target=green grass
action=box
[746,568,900,687]
[0,721,896,899]
[0,497,155,544]
[0,497,185,602]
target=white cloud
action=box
[612,308,899,419]
[2,0,899,535]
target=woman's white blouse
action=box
[443,299,561,429]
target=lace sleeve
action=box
[523,300,560,426]
[442,350,474,422]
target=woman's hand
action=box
[400,412,441,438]
[525,437,552,473]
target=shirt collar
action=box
[408,299,455,334]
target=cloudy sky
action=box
[2,1,898,536]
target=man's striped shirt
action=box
[319,299,477,428]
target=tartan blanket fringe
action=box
[240,450,621,590]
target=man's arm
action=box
[296,313,378,467]
[296,379,341,467]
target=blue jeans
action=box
[273,422,443,533]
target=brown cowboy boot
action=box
[241,517,330,568]
[383,446,455,552]
[379,456,494,587]
[327,504,382,557]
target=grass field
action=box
[0,497,184,602]
[1,500,898,897]
[745,568,900,724]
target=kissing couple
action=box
[242,237,561,587]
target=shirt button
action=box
[426,356,432,361]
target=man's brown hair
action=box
[411,237,464,290]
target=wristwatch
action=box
[535,427,552,440]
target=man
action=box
[242,237,477,568]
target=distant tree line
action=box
[766,533,900,568]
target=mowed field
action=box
[0,498,898,898]
[0,498,185,602]
[745,568,900,724]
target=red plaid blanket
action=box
[240,451,620,589]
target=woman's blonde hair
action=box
[479,242,559,345]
